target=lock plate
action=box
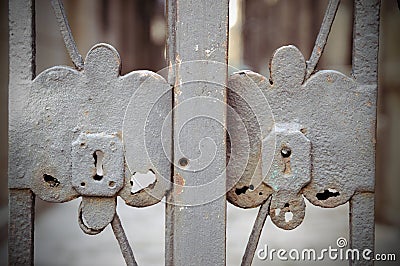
[72,133,124,197]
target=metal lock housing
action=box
[72,133,124,197]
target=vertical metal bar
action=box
[166,0,228,265]
[8,0,36,264]
[8,190,35,265]
[350,0,380,265]
[349,192,375,266]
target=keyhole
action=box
[281,146,292,174]
[281,147,291,158]
[93,150,104,181]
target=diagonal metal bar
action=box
[111,213,138,266]
[50,0,84,70]
[305,0,340,80]
[241,196,271,266]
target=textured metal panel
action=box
[165,0,228,265]
[228,1,379,263]
[81,196,116,231]
[267,46,374,207]
[264,125,311,230]
[9,34,171,245]
[12,43,170,205]
[227,45,376,222]
[72,133,124,197]
[120,68,172,207]
[226,71,274,209]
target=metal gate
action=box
[8,0,380,265]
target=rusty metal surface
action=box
[9,0,173,262]
[269,45,375,207]
[165,0,228,265]
[17,42,171,237]
[8,0,380,264]
[349,0,380,264]
[350,192,375,266]
[228,0,379,264]
[8,0,36,190]
[121,68,171,208]
[9,4,172,261]
[264,125,311,230]
[8,0,36,264]
[8,189,35,265]
[72,133,124,197]
[13,42,170,206]
[80,197,116,231]
[226,70,274,209]
[227,44,375,221]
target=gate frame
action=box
[8,0,380,265]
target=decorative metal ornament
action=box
[227,0,379,264]
[227,45,375,230]
[16,43,171,233]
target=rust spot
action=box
[235,186,249,195]
[174,86,182,95]
[316,189,340,200]
[174,173,185,195]
[84,110,89,116]
[43,174,60,187]
[116,131,122,140]
[283,158,291,174]
[317,46,322,55]
[252,74,267,85]
[366,101,372,107]
[326,75,333,83]
[173,54,182,96]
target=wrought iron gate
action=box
[8,0,380,265]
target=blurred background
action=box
[0,0,399,265]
